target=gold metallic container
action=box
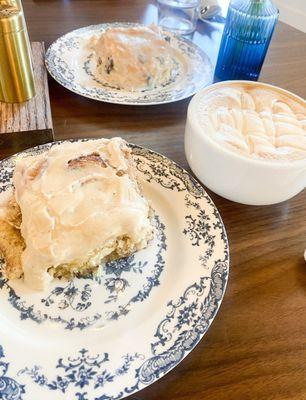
[0,0,35,103]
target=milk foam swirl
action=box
[197,83,306,161]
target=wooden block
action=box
[0,42,54,152]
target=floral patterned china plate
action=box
[0,140,229,400]
[45,23,212,105]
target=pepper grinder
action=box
[0,0,35,103]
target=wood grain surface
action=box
[2,1,306,400]
[0,42,53,135]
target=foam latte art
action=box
[196,83,306,161]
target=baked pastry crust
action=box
[0,188,24,279]
[0,138,153,290]
[92,25,178,91]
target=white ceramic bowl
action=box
[185,81,306,205]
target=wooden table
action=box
[3,1,306,399]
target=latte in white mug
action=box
[196,82,306,162]
[185,81,306,205]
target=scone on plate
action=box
[0,138,153,290]
[92,25,179,91]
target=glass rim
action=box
[157,0,201,7]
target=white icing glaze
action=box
[197,84,306,161]
[92,25,180,91]
[13,138,152,290]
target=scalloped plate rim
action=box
[44,22,213,106]
[0,139,229,400]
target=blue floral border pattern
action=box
[184,193,217,267]
[0,345,25,400]
[16,259,227,400]
[18,350,144,400]
[0,216,166,330]
[132,147,204,199]
[0,145,171,332]
[0,141,229,399]
[0,164,14,195]
[41,281,93,312]
[0,273,103,331]
[45,22,212,105]
[105,215,166,321]
[136,259,228,388]
[132,145,228,264]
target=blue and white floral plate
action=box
[0,140,229,400]
[45,22,212,105]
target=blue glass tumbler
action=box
[215,0,278,81]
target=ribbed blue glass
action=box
[215,0,279,81]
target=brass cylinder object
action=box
[0,0,35,103]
